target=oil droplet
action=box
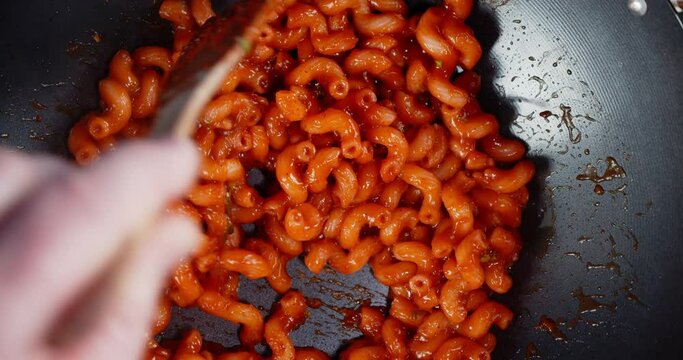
[584,148,590,155]
[537,315,567,341]
[627,0,648,16]
[567,69,573,75]
[577,235,592,243]
[608,184,628,195]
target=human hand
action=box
[0,139,200,360]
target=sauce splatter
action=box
[91,30,104,43]
[30,99,48,110]
[586,261,622,276]
[593,184,605,195]
[572,288,616,314]
[341,307,361,328]
[621,280,647,308]
[623,228,640,251]
[576,157,627,183]
[525,343,540,359]
[606,234,624,259]
[529,76,548,98]
[559,104,582,144]
[537,315,567,341]
[306,298,323,309]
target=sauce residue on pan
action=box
[341,307,361,328]
[622,227,640,251]
[606,233,624,258]
[586,261,621,276]
[622,279,647,308]
[305,297,323,309]
[30,99,48,110]
[572,288,616,314]
[546,290,617,331]
[536,315,567,341]
[564,251,583,261]
[529,76,549,98]
[559,104,582,144]
[593,184,605,195]
[91,29,104,43]
[525,342,540,359]
[576,157,627,183]
[538,105,585,144]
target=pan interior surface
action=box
[1,0,682,358]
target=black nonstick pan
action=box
[1,0,682,358]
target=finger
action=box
[55,214,201,360]
[0,151,67,217]
[0,138,198,344]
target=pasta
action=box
[70,0,536,359]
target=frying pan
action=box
[1,0,682,358]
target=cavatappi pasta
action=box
[68,0,535,359]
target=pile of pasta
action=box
[68,0,535,359]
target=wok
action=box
[1,0,682,358]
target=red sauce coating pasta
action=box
[72,0,535,358]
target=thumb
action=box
[58,214,200,360]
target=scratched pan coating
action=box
[1,0,682,358]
